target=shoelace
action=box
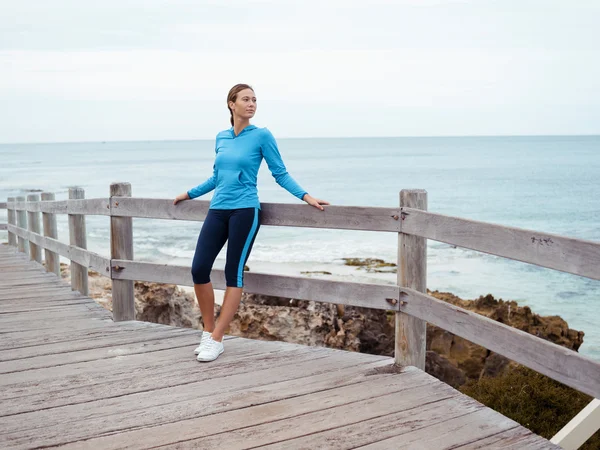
[203,338,220,352]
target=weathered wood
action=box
[15,195,29,254]
[9,198,110,215]
[110,183,134,321]
[550,398,600,450]
[402,207,600,281]
[0,224,6,230]
[7,224,110,275]
[399,286,600,399]
[6,197,16,246]
[457,427,559,449]
[26,193,43,263]
[41,192,60,276]
[259,395,482,450]
[395,189,427,369]
[111,260,399,311]
[358,407,525,449]
[0,194,568,450]
[177,375,446,450]
[69,187,88,295]
[0,201,6,208]
[0,358,389,441]
[111,197,403,232]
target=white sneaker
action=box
[193,331,212,355]
[196,335,224,362]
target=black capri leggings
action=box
[191,208,261,288]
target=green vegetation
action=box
[460,366,600,449]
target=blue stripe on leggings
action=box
[237,208,259,287]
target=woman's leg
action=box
[191,209,228,332]
[211,207,261,342]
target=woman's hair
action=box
[227,84,254,126]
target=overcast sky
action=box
[1,0,599,143]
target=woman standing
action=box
[174,84,329,362]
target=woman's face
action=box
[229,88,256,121]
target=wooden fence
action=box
[2,183,600,449]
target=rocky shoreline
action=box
[70,262,585,389]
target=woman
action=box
[173,84,329,362]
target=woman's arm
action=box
[261,128,329,210]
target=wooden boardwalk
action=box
[0,245,559,449]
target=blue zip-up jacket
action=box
[187,125,307,210]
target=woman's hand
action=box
[173,192,190,205]
[303,194,329,211]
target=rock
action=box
[134,282,200,329]
[425,351,466,389]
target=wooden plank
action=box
[356,407,540,449]
[41,192,61,276]
[400,286,600,399]
[9,198,110,215]
[173,374,453,450]
[0,336,292,389]
[0,286,78,298]
[0,300,99,314]
[1,343,334,414]
[7,224,111,276]
[0,271,59,281]
[396,189,427,369]
[402,207,600,281]
[111,183,134,321]
[34,365,432,450]
[0,309,112,327]
[68,187,89,295]
[0,320,174,350]
[0,327,194,362]
[111,260,399,311]
[0,318,115,337]
[457,427,562,449]
[0,292,88,302]
[0,332,203,374]
[0,358,393,447]
[111,197,403,232]
[259,395,482,450]
[0,314,114,334]
[0,201,6,209]
[0,223,6,230]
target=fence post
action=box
[26,194,42,263]
[395,189,428,369]
[41,192,60,276]
[110,182,135,321]
[15,196,29,255]
[7,197,17,247]
[68,187,88,295]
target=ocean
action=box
[1,135,599,360]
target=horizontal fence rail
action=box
[8,199,599,280]
[3,187,600,430]
[401,208,600,281]
[8,198,111,216]
[109,197,404,232]
[111,259,400,311]
[7,224,111,276]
